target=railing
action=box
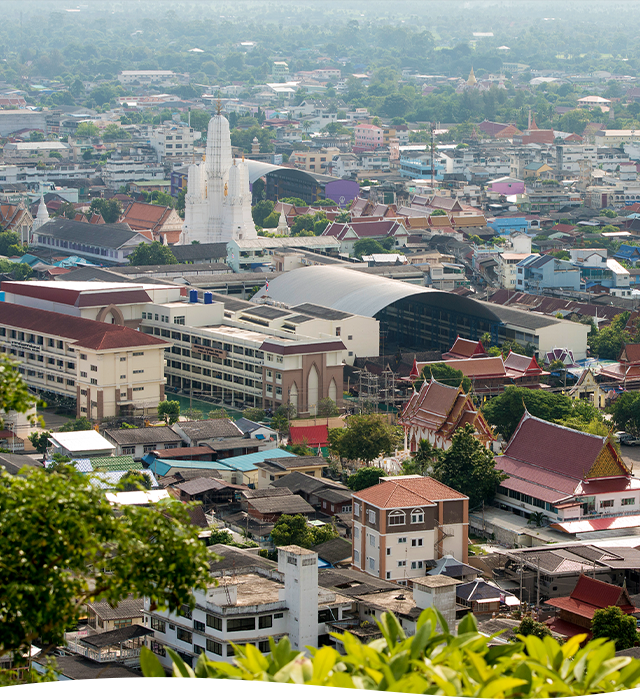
[65,638,142,663]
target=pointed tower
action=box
[467,67,477,86]
[32,193,50,232]
[530,113,539,130]
[276,206,290,236]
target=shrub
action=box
[141,609,640,695]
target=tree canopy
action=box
[432,424,505,509]
[158,399,180,424]
[328,414,401,466]
[416,362,471,393]
[592,606,639,652]
[0,455,212,657]
[612,391,640,436]
[128,241,178,266]
[270,514,336,549]
[347,466,386,491]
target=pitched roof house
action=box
[546,574,639,639]
[598,343,640,388]
[399,379,494,451]
[119,201,184,245]
[494,412,640,533]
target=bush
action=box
[141,609,640,695]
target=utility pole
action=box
[430,122,435,191]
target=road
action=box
[619,443,640,476]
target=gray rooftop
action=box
[103,426,179,446]
[36,219,143,249]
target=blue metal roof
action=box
[148,458,232,477]
[217,448,293,472]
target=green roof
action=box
[90,455,138,471]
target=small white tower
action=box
[276,206,290,236]
[32,193,50,232]
[278,545,318,652]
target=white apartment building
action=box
[144,545,353,668]
[149,125,201,160]
[351,476,469,585]
[118,70,188,86]
[0,162,96,186]
[498,252,532,289]
[2,280,378,413]
[556,144,629,174]
[102,159,165,189]
[0,302,168,420]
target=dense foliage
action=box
[270,513,336,548]
[592,606,640,652]
[128,241,178,267]
[141,608,640,696]
[432,424,505,508]
[158,399,180,424]
[0,461,212,656]
[347,465,386,491]
[416,362,471,393]
[328,414,401,466]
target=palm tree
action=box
[527,511,547,527]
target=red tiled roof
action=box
[446,337,485,358]
[504,413,612,480]
[355,476,466,509]
[120,201,181,233]
[546,574,637,619]
[289,424,328,448]
[1,282,151,309]
[620,343,640,364]
[418,356,507,380]
[494,455,579,499]
[0,302,168,351]
[551,514,640,534]
[504,351,544,376]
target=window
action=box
[226,645,235,657]
[397,560,406,567]
[354,549,360,564]
[258,615,272,629]
[258,641,271,653]
[386,571,391,580]
[151,640,166,657]
[177,628,192,644]
[600,500,614,508]
[80,371,87,378]
[206,639,222,656]
[174,316,186,325]
[354,502,360,517]
[368,557,375,571]
[133,369,144,374]
[274,612,284,619]
[193,644,205,656]
[411,538,423,547]
[122,446,135,455]
[90,365,98,372]
[398,537,406,544]
[369,534,375,546]
[180,605,192,619]
[194,620,205,633]
[622,498,636,506]
[227,617,255,632]
[133,352,144,356]
[150,617,166,633]
[143,444,157,452]
[411,561,424,570]
[411,509,424,524]
[368,509,376,524]
[80,353,87,360]
[133,387,144,391]
[120,356,127,361]
[206,614,222,631]
[91,378,98,385]
[388,510,405,526]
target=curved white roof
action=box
[251,266,500,321]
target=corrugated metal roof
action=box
[217,448,293,472]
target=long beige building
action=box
[0,303,168,420]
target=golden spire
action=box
[242,153,245,162]
[216,98,222,115]
[224,182,228,197]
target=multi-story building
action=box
[144,544,353,668]
[101,159,165,190]
[515,254,581,292]
[354,124,383,152]
[118,70,188,86]
[0,162,96,186]
[0,302,168,420]
[149,125,201,160]
[351,476,469,585]
[289,148,338,173]
[2,279,378,414]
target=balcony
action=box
[65,625,152,664]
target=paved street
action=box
[619,444,640,476]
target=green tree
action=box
[512,615,551,640]
[252,200,275,227]
[612,392,640,436]
[416,362,471,393]
[27,430,51,454]
[280,198,307,207]
[146,191,175,207]
[242,407,266,422]
[158,399,180,424]
[128,241,178,266]
[270,403,297,435]
[401,439,441,476]
[347,465,386,491]
[0,232,22,257]
[208,528,234,545]
[329,414,401,466]
[287,440,315,456]
[316,397,339,417]
[116,470,153,491]
[28,131,45,142]
[0,464,212,657]
[262,211,280,228]
[102,123,131,141]
[313,218,330,236]
[141,608,640,695]
[432,424,505,509]
[74,121,99,138]
[592,606,639,652]
[89,197,122,223]
[482,386,574,440]
[353,238,387,259]
[59,416,93,432]
[589,313,630,360]
[290,214,315,235]
[270,513,336,548]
